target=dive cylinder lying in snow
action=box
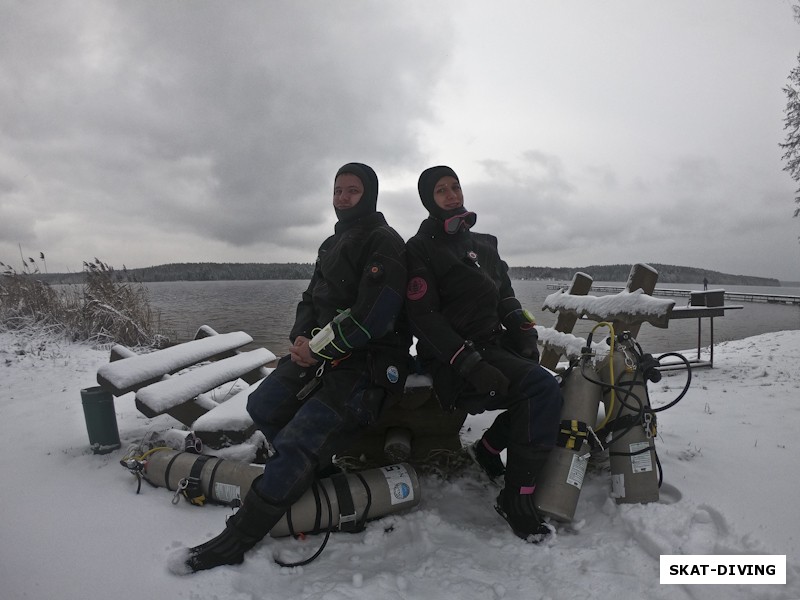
[598,333,659,504]
[270,463,418,537]
[142,449,420,537]
[533,359,604,522]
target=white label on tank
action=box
[566,454,587,489]
[214,482,241,504]
[381,464,414,505]
[629,441,653,473]
[611,473,625,498]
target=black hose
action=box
[652,352,692,412]
[273,481,334,568]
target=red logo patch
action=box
[406,277,428,301]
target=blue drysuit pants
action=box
[431,340,562,452]
[246,354,385,506]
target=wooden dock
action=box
[545,284,800,305]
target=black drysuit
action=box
[247,211,409,506]
[405,217,562,474]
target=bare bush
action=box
[1,256,170,348]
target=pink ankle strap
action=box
[481,438,502,455]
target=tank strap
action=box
[557,419,588,450]
[331,472,365,533]
[180,454,212,506]
[163,452,182,491]
[593,412,657,449]
[311,480,323,533]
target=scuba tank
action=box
[270,463,418,537]
[142,449,264,506]
[597,331,659,504]
[533,353,604,522]
[139,449,420,537]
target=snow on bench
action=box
[136,347,275,416]
[93,326,278,444]
[191,378,269,449]
[541,288,675,329]
[537,327,610,364]
[97,331,255,395]
[538,263,667,371]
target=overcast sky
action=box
[2,0,799,281]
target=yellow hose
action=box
[591,322,616,429]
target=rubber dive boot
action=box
[495,446,553,543]
[178,479,286,574]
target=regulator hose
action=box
[652,351,692,413]
[573,332,693,491]
[272,472,374,568]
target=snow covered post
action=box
[613,264,659,339]
[539,272,593,371]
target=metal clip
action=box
[339,511,358,528]
[173,478,188,504]
[643,413,654,439]
[622,347,635,372]
[587,426,605,452]
[297,362,326,401]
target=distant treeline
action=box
[508,263,781,287]
[30,261,782,287]
[35,262,315,284]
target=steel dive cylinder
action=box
[141,450,420,537]
[143,449,265,505]
[598,333,659,504]
[533,358,604,521]
[270,462,419,537]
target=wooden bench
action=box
[97,325,276,449]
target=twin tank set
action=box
[534,328,665,522]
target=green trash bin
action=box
[80,386,121,454]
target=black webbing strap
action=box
[312,480,323,533]
[558,419,588,450]
[163,452,182,491]
[285,503,296,537]
[331,472,364,533]
[206,458,224,504]
[593,412,657,449]
[182,454,212,506]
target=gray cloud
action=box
[2,0,799,281]
[1,1,453,266]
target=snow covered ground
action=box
[1,327,798,600]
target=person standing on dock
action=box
[703,277,709,290]
[174,162,410,573]
[404,165,562,543]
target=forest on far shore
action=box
[28,262,781,287]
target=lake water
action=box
[144,279,800,360]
